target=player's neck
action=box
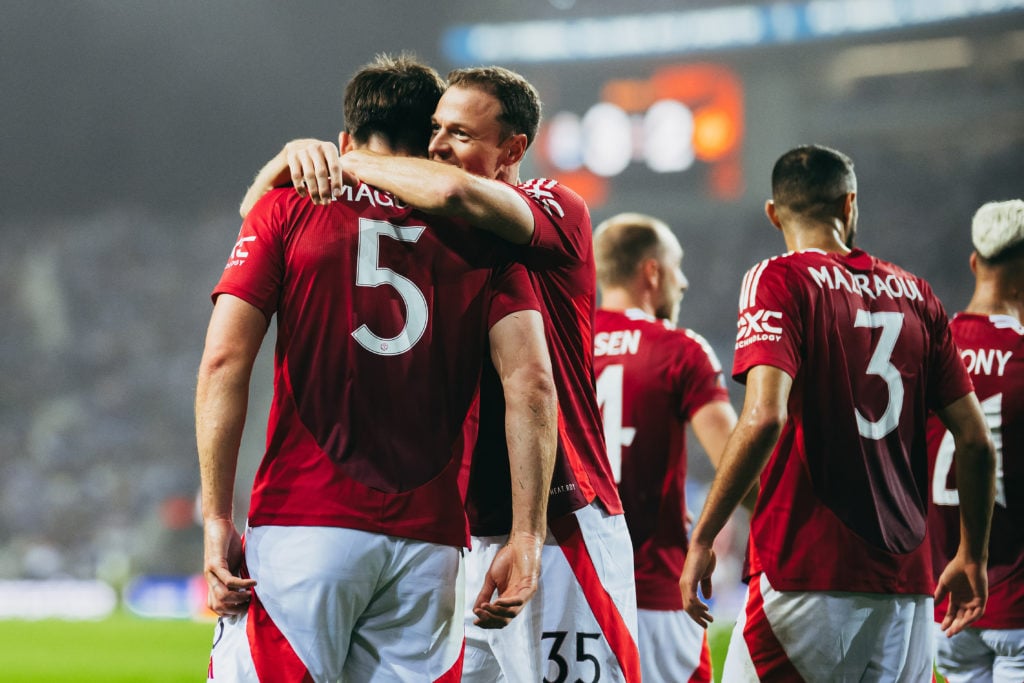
[782,219,851,255]
[966,278,1024,321]
[496,162,521,185]
[600,288,653,316]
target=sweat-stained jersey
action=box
[733,248,972,595]
[212,184,539,549]
[928,313,1024,628]
[467,178,623,536]
[593,308,729,610]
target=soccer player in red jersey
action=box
[243,66,641,683]
[928,199,1024,683]
[679,145,996,681]
[196,55,557,682]
[592,213,739,683]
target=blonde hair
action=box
[594,213,679,288]
[972,199,1024,262]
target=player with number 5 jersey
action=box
[317,67,639,683]
[680,145,995,682]
[928,199,1024,683]
[197,56,556,682]
[218,186,539,545]
[234,65,640,682]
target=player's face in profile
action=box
[428,85,513,180]
[655,247,687,325]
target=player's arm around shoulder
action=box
[472,308,557,628]
[342,149,536,244]
[933,392,996,637]
[240,138,340,218]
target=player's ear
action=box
[843,192,856,223]
[641,257,660,288]
[765,200,783,230]
[503,133,528,166]
[969,251,978,275]
[339,131,354,154]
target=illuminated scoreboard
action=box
[533,63,744,205]
[441,1,1024,210]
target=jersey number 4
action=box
[932,393,1007,508]
[595,364,633,483]
[351,218,427,356]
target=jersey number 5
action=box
[351,218,428,356]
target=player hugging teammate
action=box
[199,51,1012,681]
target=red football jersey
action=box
[928,313,1024,628]
[467,178,622,536]
[213,185,539,548]
[593,308,729,610]
[733,248,972,595]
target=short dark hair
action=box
[771,145,857,218]
[447,66,542,146]
[344,53,445,156]
[594,213,674,288]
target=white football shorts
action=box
[637,607,712,683]
[722,572,933,682]
[461,502,640,683]
[933,622,1024,683]
[206,525,465,683]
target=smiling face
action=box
[427,85,523,180]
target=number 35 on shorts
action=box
[543,630,604,683]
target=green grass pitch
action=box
[0,612,214,682]
[0,615,941,682]
[0,613,727,682]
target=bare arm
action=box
[473,309,558,628]
[195,294,268,615]
[690,399,737,470]
[342,150,536,244]
[690,399,756,512]
[239,139,341,218]
[680,365,791,627]
[933,391,996,637]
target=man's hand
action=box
[680,541,717,629]
[934,553,987,637]
[203,517,256,617]
[283,139,344,205]
[472,532,544,629]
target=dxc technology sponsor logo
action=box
[736,309,783,348]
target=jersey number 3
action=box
[854,310,905,440]
[351,218,427,356]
